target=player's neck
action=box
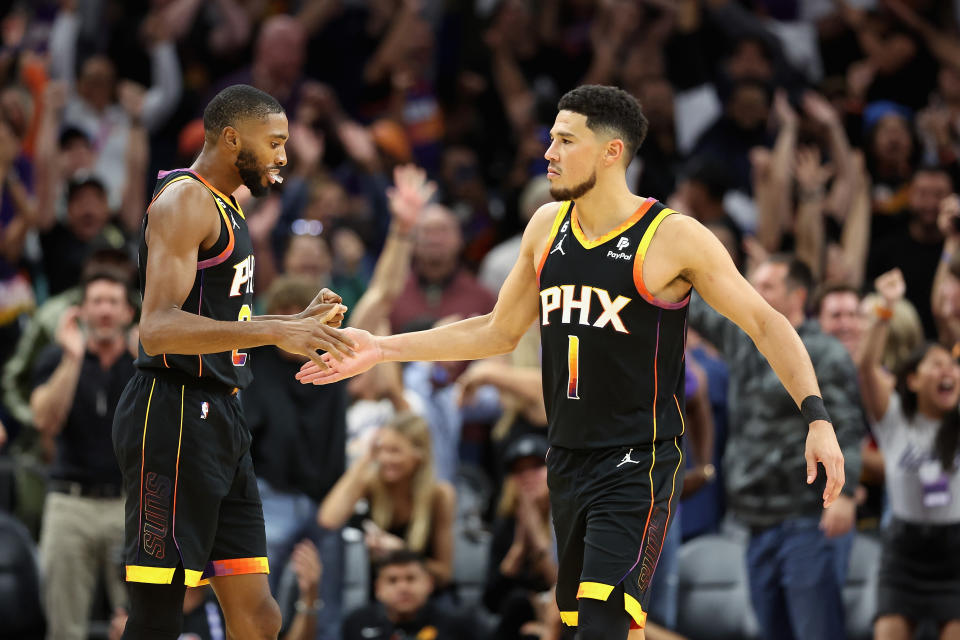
[572,174,645,240]
[191,151,242,197]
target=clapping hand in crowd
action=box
[290,538,323,604]
[363,519,406,560]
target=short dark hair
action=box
[67,173,107,203]
[812,282,861,316]
[557,85,648,162]
[766,253,814,294]
[373,549,428,580]
[203,84,284,136]
[914,163,956,190]
[81,269,132,304]
[683,156,732,202]
[59,126,91,149]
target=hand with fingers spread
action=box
[387,164,437,234]
[56,306,86,360]
[276,317,357,372]
[802,91,841,129]
[805,420,846,508]
[296,327,381,384]
[794,146,834,195]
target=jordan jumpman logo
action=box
[617,448,640,467]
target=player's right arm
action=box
[138,181,354,368]
[297,202,562,384]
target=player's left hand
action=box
[805,420,845,508]
[819,494,856,538]
[300,288,346,326]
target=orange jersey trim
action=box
[632,207,690,309]
[146,171,239,270]
[571,197,655,250]
[196,203,235,270]
[202,557,270,580]
[185,170,245,219]
[537,202,572,281]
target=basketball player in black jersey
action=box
[112,85,355,640]
[296,85,845,640]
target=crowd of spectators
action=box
[1,0,960,639]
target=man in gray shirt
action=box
[689,254,864,640]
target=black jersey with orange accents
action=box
[135,169,255,390]
[536,199,688,450]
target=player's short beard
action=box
[550,170,597,201]
[236,148,268,197]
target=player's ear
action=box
[604,138,624,167]
[222,126,240,152]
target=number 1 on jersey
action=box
[567,335,580,399]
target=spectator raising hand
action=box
[348,164,436,332]
[387,164,437,234]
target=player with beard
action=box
[296,85,847,640]
[112,84,356,640]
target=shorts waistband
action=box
[137,368,239,395]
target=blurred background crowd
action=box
[1,0,960,639]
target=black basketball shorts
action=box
[112,371,267,587]
[547,439,684,629]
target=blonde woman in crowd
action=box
[318,412,455,592]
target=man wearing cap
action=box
[39,173,127,296]
[31,270,137,640]
[484,434,557,640]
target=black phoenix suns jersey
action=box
[537,199,688,449]
[135,169,255,389]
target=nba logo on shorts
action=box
[616,237,630,251]
[200,402,209,420]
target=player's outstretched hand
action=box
[296,327,381,384]
[805,420,845,508]
[277,319,357,371]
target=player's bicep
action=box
[140,184,216,318]
[677,217,774,338]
